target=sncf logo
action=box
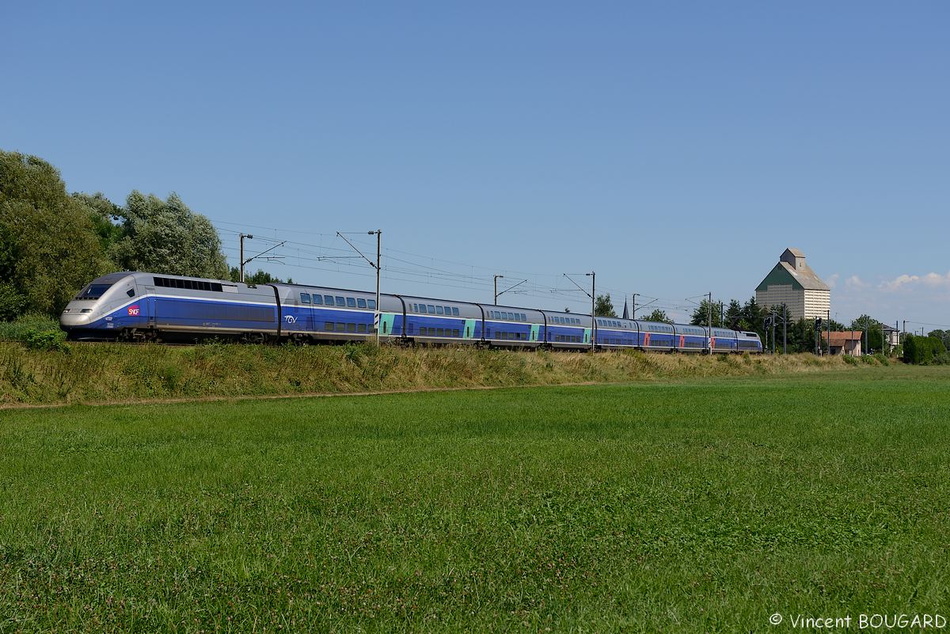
[128,305,140,316]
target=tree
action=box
[229,267,287,284]
[904,334,947,364]
[112,191,228,279]
[928,329,950,350]
[0,151,109,318]
[724,299,743,330]
[690,298,723,328]
[73,192,124,254]
[641,309,673,324]
[850,315,884,354]
[594,293,616,317]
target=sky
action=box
[5,1,949,331]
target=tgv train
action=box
[60,271,764,353]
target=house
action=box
[881,324,901,352]
[756,248,830,320]
[823,331,864,356]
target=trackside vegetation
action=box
[1,369,949,631]
[1,335,883,407]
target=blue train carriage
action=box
[482,304,545,349]
[60,272,280,342]
[709,327,740,353]
[593,316,639,349]
[635,320,676,352]
[673,323,708,353]
[398,295,482,345]
[737,330,764,353]
[277,284,383,343]
[538,310,591,350]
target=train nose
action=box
[60,307,95,327]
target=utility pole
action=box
[563,271,596,351]
[337,230,382,344]
[372,230,381,345]
[632,293,638,319]
[239,233,253,282]
[494,275,503,304]
[587,272,596,353]
[783,305,787,354]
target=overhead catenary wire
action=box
[211,218,702,318]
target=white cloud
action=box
[846,275,869,289]
[880,272,950,292]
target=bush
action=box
[903,335,947,365]
[0,314,68,351]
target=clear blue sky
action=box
[5,1,949,330]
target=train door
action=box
[464,318,477,340]
[378,313,396,337]
[530,324,541,342]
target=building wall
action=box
[757,285,803,319]
[757,285,830,321]
[803,291,830,321]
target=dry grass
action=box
[0,341,880,407]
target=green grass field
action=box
[2,366,949,632]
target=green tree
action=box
[929,329,950,350]
[739,297,766,335]
[72,192,124,254]
[112,191,228,279]
[0,151,109,318]
[724,299,743,330]
[641,309,672,324]
[850,315,884,354]
[229,267,287,285]
[594,293,617,317]
[690,299,723,328]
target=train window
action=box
[153,277,224,293]
[313,295,323,305]
[300,293,311,304]
[452,308,460,316]
[346,323,356,333]
[347,297,357,308]
[357,298,367,308]
[126,289,135,297]
[368,299,376,310]
[325,322,334,331]
[358,324,367,333]
[444,306,451,315]
[324,295,334,305]
[336,297,346,307]
[75,283,113,300]
[427,304,435,313]
[335,323,346,332]
[436,306,444,315]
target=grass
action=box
[1,366,949,631]
[1,340,880,406]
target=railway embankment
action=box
[0,340,885,407]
